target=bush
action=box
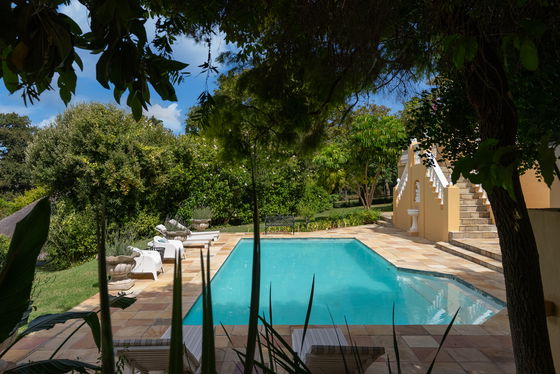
[192,206,213,219]
[0,186,48,219]
[263,208,381,233]
[296,182,333,226]
[45,202,97,269]
[125,210,161,238]
[0,234,10,271]
[106,229,136,257]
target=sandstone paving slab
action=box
[5,223,513,373]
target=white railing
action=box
[473,184,490,206]
[425,152,449,204]
[395,165,409,204]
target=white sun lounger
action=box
[115,326,202,374]
[156,223,219,241]
[129,246,163,280]
[168,219,220,238]
[292,328,384,374]
[149,237,189,261]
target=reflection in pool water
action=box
[183,239,505,325]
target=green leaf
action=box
[426,309,459,374]
[536,140,556,187]
[520,38,538,71]
[452,44,466,68]
[19,312,101,351]
[200,249,216,373]
[0,198,50,344]
[5,359,100,374]
[168,250,183,373]
[300,275,315,349]
[2,49,19,92]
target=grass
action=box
[30,259,99,321]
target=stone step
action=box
[460,194,476,199]
[449,238,502,261]
[460,200,485,207]
[460,211,490,218]
[460,204,487,212]
[450,231,499,239]
[459,224,497,232]
[460,218,493,225]
[435,242,503,273]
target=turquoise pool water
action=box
[183,239,504,325]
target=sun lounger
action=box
[168,219,220,239]
[291,328,384,374]
[115,326,202,374]
[149,237,188,261]
[128,246,163,280]
[156,223,219,241]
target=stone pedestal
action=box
[106,254,138,291]
[108,278,135,291]
[407,208,419,235]
[191,219,211,231]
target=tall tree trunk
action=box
[244,147,261,374]
[95,201,115,373]
[464,40,555,373]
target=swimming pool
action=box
[183,238,504,325]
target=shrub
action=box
[192,206,213,220]
[353,208,381,224]
[0,186,48,219]
[0,234,10,271]
[126,210,161,238]
[106,229,136,257]
[45,201,97,269]
[296,182,333,226]
[263,208,381,233]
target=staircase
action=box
[450,178,498,240]
[435,177,503,272]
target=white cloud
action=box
[171,32,227,74]
[143,103,183,133]
[35,115,57,128]
[59,1,90,32]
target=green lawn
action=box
[30,260,99,321]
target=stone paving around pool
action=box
[4,224,514,373]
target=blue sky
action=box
[0,2,424,134]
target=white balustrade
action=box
[395,165,409,204]
[425,152,449,205]
[474,184,490,205]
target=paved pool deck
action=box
[3,224,514,373]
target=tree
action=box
[27,103,178,223]
[195,4,559,371]
[346,113,407,209]
[0,113,36,193]
[26,102,178,371]
[313,107,407,209]
[0,1,188,119]
[3,1,560,371]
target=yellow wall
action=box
[393,145,460,242]
[521,169,552,208]
[528,209,560,371]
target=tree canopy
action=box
[0,113,36,193]
[26,103,180,222]
[2,0,560,371]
